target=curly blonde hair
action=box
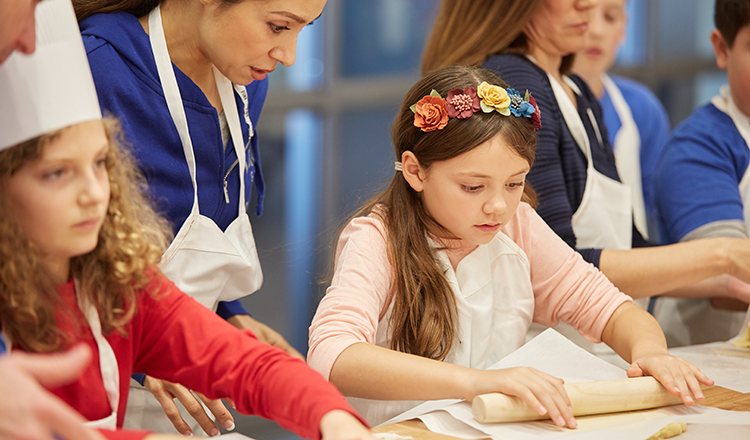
[0,118,173,352]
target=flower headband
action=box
[410,82,541,133]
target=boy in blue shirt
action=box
[654,0,750,344]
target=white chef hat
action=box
[0,0,101,151]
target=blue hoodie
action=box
[81,12,268,318]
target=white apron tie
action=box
[603,74,648,240]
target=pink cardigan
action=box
[308,203,631,379]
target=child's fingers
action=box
[683,371,705,402]
[644,363,690,403]
[666,369,696,406]
[514,372,575,428]
[691,365,714,387]
[638,357,713,406]
[625,363,644,378]
[535,387,576,428]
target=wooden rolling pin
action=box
[472,376,683,423]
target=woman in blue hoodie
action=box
[73,0,325,436]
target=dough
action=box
[733,323,750,348]
[646,422,687,440]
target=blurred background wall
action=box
[233,0,725,438]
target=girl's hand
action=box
[319,410,375,440]
[626,355,714,406]
[471,367,576,428]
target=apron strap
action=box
[214,67,247,214]
[75,280,120,418]
[547,72,594,169]
[602,74,648,240]
[148,6,200,216]
[148,7,249,215]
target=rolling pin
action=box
[472,376,683,423]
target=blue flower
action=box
[507,88,535,118]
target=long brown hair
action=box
[337,66,537,361]
[421,0,574,76]
[72,0,242,21]
[0,118,172,353]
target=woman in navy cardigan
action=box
[422,0,750,345]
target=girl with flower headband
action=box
[307,65,712,428]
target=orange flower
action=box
[413,94,449,132]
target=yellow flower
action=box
[477,82,511,116]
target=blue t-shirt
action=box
[654,102,749,244]
[600,75,670,239]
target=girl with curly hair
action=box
[0,116,372,440]
[0,2,372,439]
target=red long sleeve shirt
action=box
[36,270,364,440]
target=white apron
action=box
[603,74,649,241]
[4,280,120,430]
[530,73,634,362]
[649,86,749,347]
[350,232,535,426]
[548,74,633,250]
[124,6,263,434]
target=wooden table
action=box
[699,384,750,411]
[372,385,750,440]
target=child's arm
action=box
[312,214,577,428]
[330,342,578,429]
[133,274,372,440]
[600,301,714,405]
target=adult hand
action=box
[143,376,234,437]
[719,275,750,310]
[227,314,305,360]
[626,354,714,406]
[470,367,575,428]
[725,238,750,284]
[0,344,106,440]
[318,410,375,440]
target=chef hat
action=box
[0,0,101,151]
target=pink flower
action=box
[446,87,480,119]
[528,94,541,131]
[413,95,449,132]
